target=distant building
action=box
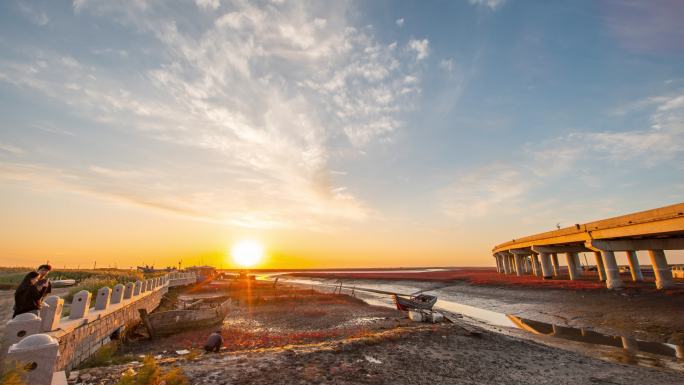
[186,265,216,281]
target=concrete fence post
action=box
[124,282,134,300]
[69,290,92,320]
[95,287,111,311]
[1,313,42,358]
[111,284,125,304]
[41,296,64,332]
[6,334,60,385]
[134,281,142,296]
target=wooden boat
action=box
[393,294,438,311]
[139,298,231,338]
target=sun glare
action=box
[231,240,264,268]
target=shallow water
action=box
[262,275,684,370]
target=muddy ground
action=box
[403,279,683,344]
[75,286,684,385]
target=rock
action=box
[79,373,92,381]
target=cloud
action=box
[396,18,404,27]
[439,163,528,222]
[0,142,25,155]
[407,38,429,61]
[195,0,220,11]
[440,91,684,220]
[0,1,426,230]
[468,0,507,11]
[17,2,49,26]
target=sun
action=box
[231,240,264,268]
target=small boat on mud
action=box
[139,298,231,338]
[393,294,438,311]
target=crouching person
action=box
[204,330,223,353]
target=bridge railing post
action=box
[134,281,142,296]
[69,290,92,320]
[95,286,111,311]
[41,296,64,331]
[5,334,60,385]
[111,284,125,304]
[124,282,134,300]
[1,313,42,359]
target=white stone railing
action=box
[1,271,196,385]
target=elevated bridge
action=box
[492,202,684,289]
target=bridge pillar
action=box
[648,249,673,289]
[625,251,643,282]
[551,254,560,276]
[573,253,583,277]
[513,254,524,277]
[527,255,534,275]
[593,251,606,281]
[600,250,624,289]
[565,252,579,280]
[501,254,511,274]
[531,254,542,277]
[539,252,553,279]
[494,255,501,273]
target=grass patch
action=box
[78,342,137,369]
[116,355,188,385]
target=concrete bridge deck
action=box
[492,202,684,290]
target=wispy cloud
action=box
[0,1,427,230]
[468,0,507,11]
[17,2,49,26]
[440,91,684,221]
[396,18,404,27]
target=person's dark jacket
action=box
[13,272,43,318]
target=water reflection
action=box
[508,315,683,359]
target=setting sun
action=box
[230,240,264,268]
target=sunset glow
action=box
[231,240,264,268]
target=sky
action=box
[1,0,683,269]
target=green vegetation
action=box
[116,355,188,385]
[78,342,137,369]
[0,268,155,300]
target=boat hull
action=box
[139,299,231,338]
[393,294,437,311]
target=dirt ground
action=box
[74,286,684,385]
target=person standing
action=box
[13,271,42,318]
[35,264,52,302]
[12,264,53,318]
